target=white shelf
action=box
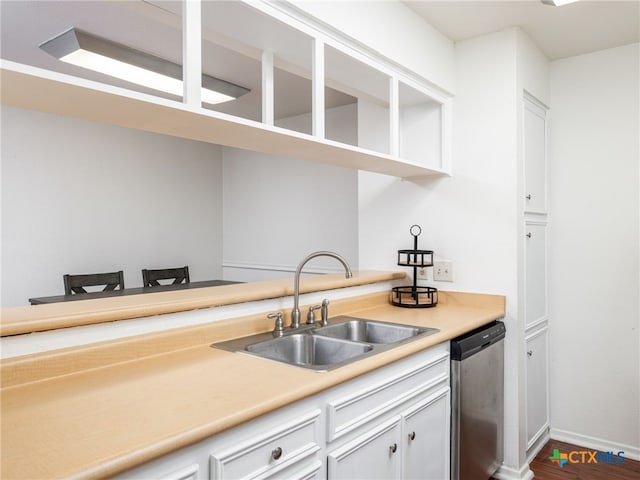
[1,60,448,179]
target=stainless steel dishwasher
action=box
[451,320,506,480]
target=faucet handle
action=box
[307,305,321,325]
[268,312,284,337]
[321,299,330,326]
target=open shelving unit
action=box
[0,0,453,179]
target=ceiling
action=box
[404,0,640,60]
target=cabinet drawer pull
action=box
[526,232,532,239]
[526,194,532,200]
[271,447,283,460]
[389,443,397,454]
[527,350,533,357]
[408,431,416,441]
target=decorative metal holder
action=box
[391,225,438,308]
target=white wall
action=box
[516,29,550,107]
[1,106,223,306]
[358,29,522,471]
[222,104,359,281]
[358,29,518,293]
[290,0,455,93]
[548,43,640,455]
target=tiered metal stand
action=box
[390,225,438,308]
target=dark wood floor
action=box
[528,439,640,479]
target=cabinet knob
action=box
[271,447,283,460]
[389,443,398,454]
[527,350,533,357]
[526,194,532,200]
[526,232,532,239]
[408,431,416,441]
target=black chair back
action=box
[142,266,190,287]
[63,271,125,295]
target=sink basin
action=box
[211,316,439,371]
[313,317,438,344]
[246,334,372,369]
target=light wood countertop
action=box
[0,289,505,480]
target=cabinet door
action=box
[402,388,450,480]
[523,96,547,213]
[526,327,549,448]
[327,417,401,480]
[525,222,547,328]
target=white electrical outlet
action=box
[433,261,453,282]
[417,267,428,279]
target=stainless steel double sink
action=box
[211,316,439,371]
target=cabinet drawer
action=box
[210,409,321,480]
[326,350,449,441]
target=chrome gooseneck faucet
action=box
[291,251,352,329]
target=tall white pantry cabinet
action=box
[522,92,550,459]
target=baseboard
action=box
[492,463,534,480]
[551,428,640,461]
[527,428,551,463]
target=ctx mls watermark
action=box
[549,448,625,468]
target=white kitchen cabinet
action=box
[524,221,548,328]
[113,343,450,480]
[326,344,450,480]
[113,407,322,480]
[525,326,550,449]
[402,388,450,480]
[520,90,550,462]
[523,94,547,214]
[327,388,450,480]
